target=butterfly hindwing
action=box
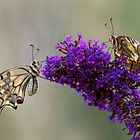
[28,76,38,96]
[0,66,38,112]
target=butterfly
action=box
[105,18,140,69]
[0,45,45,113]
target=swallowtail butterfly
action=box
[105,18,140,69]
[0,45,45,113]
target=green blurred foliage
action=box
[0,0,139,140]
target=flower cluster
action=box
[41,34,140,140]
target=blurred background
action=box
[0,0,139,140]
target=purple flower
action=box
[93,37,100,44]
[77,33,83,40]
[41,34,140,140]
[65,34,72,40]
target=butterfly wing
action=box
[28,76,38,96]
[116,36,139,62]
[0,66,38,112]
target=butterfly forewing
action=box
[110,35,140,70]
[0,65,39,112]
[106,18,140,68]
[118,36,139,61]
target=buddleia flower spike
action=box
[41,33,140,140]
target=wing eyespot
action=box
[16,96,24,104]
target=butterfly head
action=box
[105,18,119,51]
[31,59,43,70]
[109,35,117,44]
[29,45,45,76]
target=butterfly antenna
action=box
[105,23,112,34]
[33,48,40,60]
[110,17,114,36]
[30,44,35,61]
[30,45,40,60]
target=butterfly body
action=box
[0,59,43,112]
